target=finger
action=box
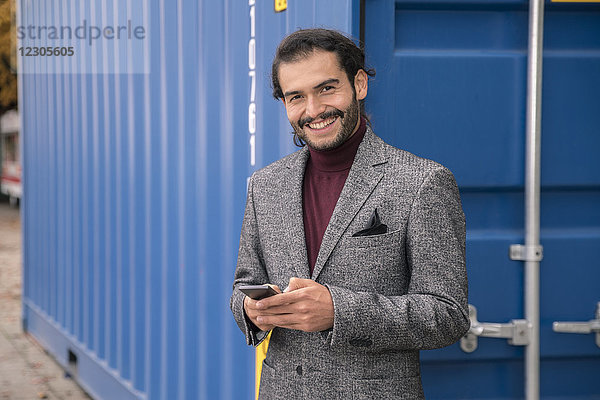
[257,313,303,328]
[254,304,297,316]
[246,295,295,317]
[256,289,306,309]
[243,297,259,320]
[286,277,315,292]
[244,296,260,310]
[244,299,275,331]
[255,322,276,332]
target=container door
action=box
[364,1,600,398]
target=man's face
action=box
[278,50,368,151]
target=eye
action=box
[320,86,335,94]
[288,94,302,102]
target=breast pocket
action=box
[326,229,409,295]
[348,228,403,249]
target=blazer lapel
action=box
[281,146,311,280]
[311,128,389,281]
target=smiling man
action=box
[231,29,470,399]
[279,50,364,151]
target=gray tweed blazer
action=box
[230,128,469,399]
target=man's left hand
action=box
[254,277,334,332]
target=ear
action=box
[353,69,368,101]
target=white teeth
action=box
[308,117,336,130]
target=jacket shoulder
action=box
[378,136,452,178]
[249,147,305,185]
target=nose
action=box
[305,95,326,119]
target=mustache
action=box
[298,108,345,128]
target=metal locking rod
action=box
[461,304,531,353]
[521,1,545,398]
[553,302,600,348]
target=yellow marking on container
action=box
[255,331,272,400]
[275,0,287,12]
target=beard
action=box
[291,96,360,151]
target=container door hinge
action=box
[460,304,531,353]
[553,302,600,348]
[509,244,543,262]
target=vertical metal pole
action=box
[525,0,544,399]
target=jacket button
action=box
[296,365,303,375]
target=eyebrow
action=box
[313,78,339,90]
[283,78,340,98]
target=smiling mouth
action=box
[306,116,337,130]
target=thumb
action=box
[284,277,313,292]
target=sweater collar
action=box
[307,117,367,172]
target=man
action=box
[230,28,469,399]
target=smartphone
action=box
[238,284,278,300]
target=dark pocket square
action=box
[352,208,388,237]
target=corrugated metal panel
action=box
[19,0,358,399]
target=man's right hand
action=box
[243,285,281,332]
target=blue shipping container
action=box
[365,1,600,399]
[18,0,356,399]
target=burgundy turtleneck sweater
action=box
[303,117,367,276]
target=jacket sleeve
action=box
[230,173,271,347]
[325,167,470,352]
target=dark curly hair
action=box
[271,28,375,117]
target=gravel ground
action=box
[0,201,91,400]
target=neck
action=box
[307,117,366,172]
